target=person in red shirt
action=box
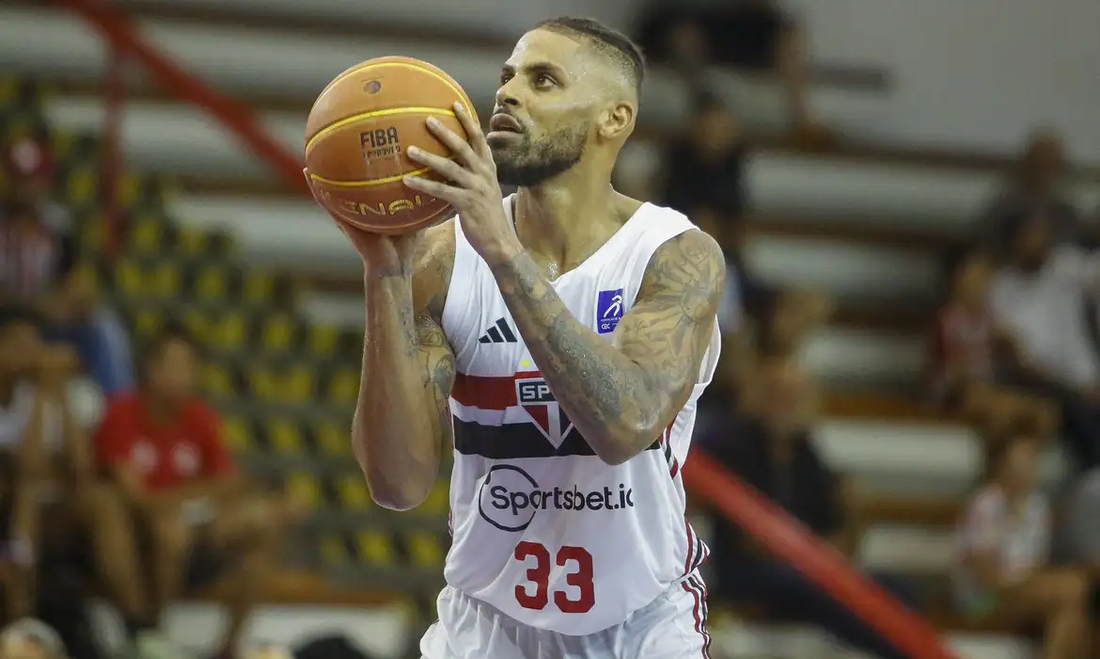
[95,322,292,659]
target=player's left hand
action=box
[404,102,522,266]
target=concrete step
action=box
[41,92,1100,227]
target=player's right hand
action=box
[305,168,418,275]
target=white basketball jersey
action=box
[440,196,720,636]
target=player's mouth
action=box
[488,113,524,135]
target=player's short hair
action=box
[535,16,646,98]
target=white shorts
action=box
[420,571,711,659]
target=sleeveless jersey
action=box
[440,196,721,636]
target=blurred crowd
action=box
[0,1,1098,658]
[0,141,298,658]
[635,9,1100,651]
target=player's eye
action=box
[500,72,514,85]
[534,74,556,89]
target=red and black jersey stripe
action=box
[450,371,662,460]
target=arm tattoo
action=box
[417,315,456,442]
[491,230,724,459]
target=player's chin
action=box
[486,131,524,150]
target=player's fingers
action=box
[403,174,463,203]
[406,148,472,187]
[453,102,492,162]
[426,116,478,168]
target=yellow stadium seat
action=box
[0,76,16,103]
[316,421,350,457]
[320,535,348,567]
[65,167,97,206]
[116,173,141,209]
[244,272,274,304]
[407,532,446,568]
[267,419,303,455]
[50,129,75,160]
[261,314,296,354]
[129,219,163,255]
[338,475,370,511]
[356,531,394,566]
[114,260,145,297]
[78,218,107,254]
[281,366,315,403]
[418,480,450,516]
[327,368,359,405]
[246,367,274,401]
[194,265,228,301]
[308,325,339,357]
[206,313,248,352]
[178,227,207,255]
[200,363,235,398]
[286,472,322,510]
[222,416,252,453]
[131,309,163,339]
[247,366,313,403]
[150,263,181,298]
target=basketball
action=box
[304,56,478,234]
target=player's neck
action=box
[513,169,617,257]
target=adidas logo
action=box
[478,318,518,344]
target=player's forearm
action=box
[354,273,441,509]
[491,253,664,464]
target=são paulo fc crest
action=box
[515,377,574,447]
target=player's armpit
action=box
[610,229,724,443]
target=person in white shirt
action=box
[0,305,154,654]
[955,434,1091,659]
[989,208,1100,467]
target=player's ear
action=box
[598,101,635,141]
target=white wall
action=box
[786,0,1100,160]
[125,0,638,39]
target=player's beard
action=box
[491,122,588,187]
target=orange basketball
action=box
[304,56,478,234]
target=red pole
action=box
[683,452,956,659]
[101,45,126,261]
[56,0,308,194]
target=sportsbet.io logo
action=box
[477,464,635,532]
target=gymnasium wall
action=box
[786,0,1100,159]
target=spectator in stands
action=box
[0,618,68,659]
[0,305,149,657]
[990,208,1100,467]
[928,249,1058,441]
[662,92,747,228]
[636,0,819,134]
[95,322,295,659]
[976,129,1087,256]
[1060,466,1100,572]
[955,433,1091,659]
[1,138,133,396]
[704,349,918,659]
[0,305,80,622]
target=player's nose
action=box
[494,80,521,109]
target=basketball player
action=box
[307,17,724,659]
